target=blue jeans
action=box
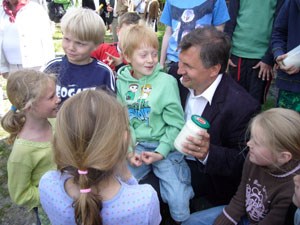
[128,141,194,222]
[182,205,250,225]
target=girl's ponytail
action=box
[1,106,26,144]
[74,169,103,225]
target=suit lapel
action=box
[179,74,229,124]
[202,75,228,123]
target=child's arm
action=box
[153,77,185,158]
[255,196,295,225]
[7,160,39,210]
[159,26,172,68]
[214,157,250,224]
[271,0,288,64]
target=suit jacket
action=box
[180,74,261,205]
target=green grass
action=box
[0,141,11,218]
[262,98,276,111]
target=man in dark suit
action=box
[176,27,260,209]
[140,27,261,223]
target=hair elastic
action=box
[10,105,17,112]
[80,188,91,194]
[78,170,88,175]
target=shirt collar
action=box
[187,74,223,105]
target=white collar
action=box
[187,74,223,105]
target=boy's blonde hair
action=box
[118,12,142,28]
[249,108,300,160]
[53,89,130,225]
[1,69,56,144]
[119,24,159,58]
[61,7,106,45]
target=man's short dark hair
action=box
[179,26,231,74]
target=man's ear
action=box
[278,151,292,165]
[209,64,221,78]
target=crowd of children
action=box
[1,1,300,224]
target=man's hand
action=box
[141,151,163,165]
[181,131,210,160]
[252,61,273,81]
[127,152,143,167]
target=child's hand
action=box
[276,54,287,66]
[228,58,237,67]
[127,152,143,167]
[105,52,123,67]
[141,152,163,165]
[293,175,300,207]
[252,61,273,81]
[276,54,300,75]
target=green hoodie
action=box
[117,64,185,158]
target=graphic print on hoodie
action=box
[116,63,185,157]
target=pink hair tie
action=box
[78,170,88,175]
[80,188,91,194]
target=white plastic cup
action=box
[283,44,300,67]
[174,115,210,155]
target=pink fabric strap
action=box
[78,170,88,175]
[80,188,91,194]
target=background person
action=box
[91,12,142,72]
[225,0,285,104]
[159,0,229,83]
[271,0,300,112]
[42,8,115,104]
[0,0,54,76]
